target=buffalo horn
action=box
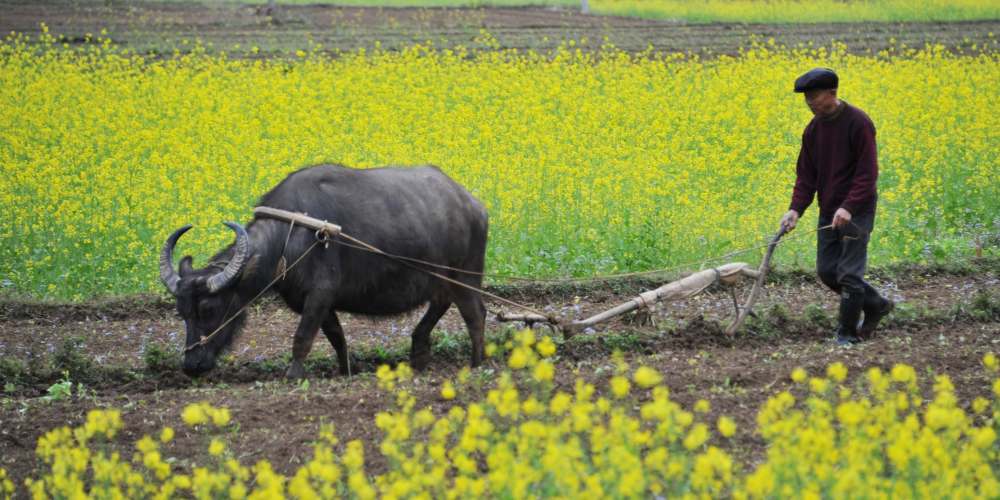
[159,225,193,295]
[206,222,251,293]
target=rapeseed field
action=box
[590,0,1000,23]
[1,29,997,300]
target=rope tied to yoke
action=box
[188,208,855,352]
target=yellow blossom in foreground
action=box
[0,468,14,497]
[684,423,710,450]
[182,404,208,427]
[610,376,631,399]
[717,416,737,438]
[891,364,916,384]
[182,402,231,428]
[160,427,174,444]
[440,381,456,400]
[508,348,530,370]
[211,408,231,427]
[533,361,555,382]
[535,336,557,358]
[827,362,848,382]
[15,350,1000,499]
[208,439,225,457]
[633,366,663,388]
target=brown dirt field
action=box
[2,1,999,493]
[1,265,998,488]
[2,1,997,55]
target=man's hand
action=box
[780,210,799,232]
[832,207,852,228]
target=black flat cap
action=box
[794,68,838,93]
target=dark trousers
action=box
[816,211,882,334]
[816,211,874,295]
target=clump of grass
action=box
[968,289,1000,321]
[0,358,27,391]
[802,303,834,330]
[50,336,94,382]
[143,342,181,375]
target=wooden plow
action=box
[496,227,788,338]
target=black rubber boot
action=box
[858,287,894,340]
[835,291,865,346]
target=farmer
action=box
[779,68,894,346]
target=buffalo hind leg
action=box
[410,300,451,370]
[321,312,352,376]
[454,293,486,367]
[287,291,333,380]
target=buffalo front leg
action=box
[410,300,451,370]
[454,294,486,367]
[287,292,333,380]
[321,312,352,376]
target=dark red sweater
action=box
[789,101,879,218]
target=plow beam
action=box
[497,262,760,338]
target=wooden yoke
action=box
[253,206,343,237]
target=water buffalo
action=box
[159,164,489,379]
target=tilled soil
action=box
[1,267,995,376]
[2,1,997,55]
[2,1,999,492]
[1,267,998,488]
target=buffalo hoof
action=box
[286,361,306,380]
[410,352,431,371]
[338,354,359,376]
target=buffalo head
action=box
[160,222,251,376]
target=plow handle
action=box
[724,225,787,335]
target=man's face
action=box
[804,89,838,116]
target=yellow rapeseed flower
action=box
[182,404,208,427]
[891,364,916,384]
[984,352,998,371]
[440,381,456,400]
[508,347,530,370]
[160,427,174,444]
[826,362,848,382]
[208,439,225,457]
[633,366,663,388]
[809,377,829,394]
[535,336,557,358]
[211,408,231,427]
[610,376,631,399]
[717,416,737,438]
[533,361,555,382]
[695,399,711,413]
[683,423,710,450]
[972,397,990,414]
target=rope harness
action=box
[185,206,859,352]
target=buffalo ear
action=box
[238,254,261,285]
[179,256,195,276]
